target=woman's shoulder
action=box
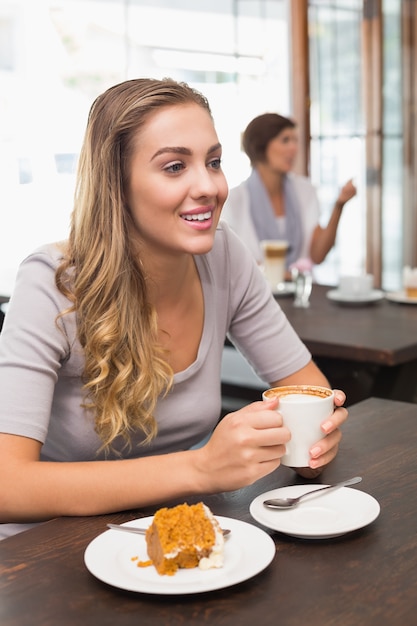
[6,241,75,346]
[14,241,70,303]
[21,241,68,269]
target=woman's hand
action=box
[196,397,290,493]
[337,179,357,207]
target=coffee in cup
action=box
[263,385,334,467]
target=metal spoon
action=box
[106,523,231,536]
[263,476,362,509]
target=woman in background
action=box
[222,113,357,268]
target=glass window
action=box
[0,0,290,295]
[309,0,404,289]
[308,0,364,284]
[381,0,402,290]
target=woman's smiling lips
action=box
[180,208,214,230]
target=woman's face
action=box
[125,103,228,259]
[264,127,298,174]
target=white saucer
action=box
[326,289,384,305]
[250,484,380,539]
[385,290,417,304]
[84,515,275,595]
[272,282,295,297]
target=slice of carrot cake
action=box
[144,502,224,576]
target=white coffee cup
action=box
[263,385,335,467]
[260,240,288,290]
[339,274,373,298]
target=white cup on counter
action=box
[339,274,373,298]
[260,240,288,291]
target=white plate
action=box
[250,484,380,539]
[326,289,384,305]
[272,282,295,297]
[385,290,417,304]
[84,515,275,595]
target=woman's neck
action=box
[256,163,284,197]
[142,252,198,308]
[143,252,204,373]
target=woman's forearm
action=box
[0,435,205,523]
[310,178,357,264]
[309,202,344,264]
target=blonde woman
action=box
[0,79,348,538]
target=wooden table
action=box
[278,284,417,366]
[275,284,417,404]
[222,285,417,407]
[1,397,416,626]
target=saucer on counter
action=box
[326,288,385,305]
[385,290,417,304]
[250,484,380,539]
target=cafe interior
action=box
[1,0,417,404]
[1,2,417,625]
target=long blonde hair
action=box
[56,78,212,451]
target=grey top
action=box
[0,221,310,538]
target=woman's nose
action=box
[190,167,219,198]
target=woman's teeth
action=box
[182,211,211,222]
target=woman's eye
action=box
[209,157,222,170]
[165,162,184,173]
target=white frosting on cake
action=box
[198,504,225,570]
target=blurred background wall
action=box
[0,0,415,295]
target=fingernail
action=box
[310,446,321,458]
[321,421,332,434]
